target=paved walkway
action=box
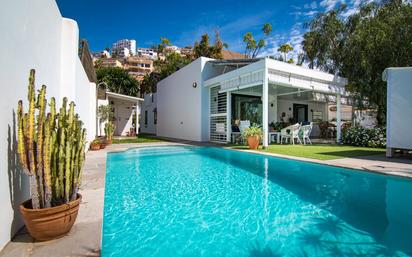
[0,141,411,257]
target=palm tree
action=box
[277,44,294,62]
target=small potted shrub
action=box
[90,139,101,151]
[17,70,86,241]
[242,124,263,150]
[104,122,115,144]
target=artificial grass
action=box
[231,144,385,161]
[112,134,166,144]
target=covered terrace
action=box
[204,58,349,147]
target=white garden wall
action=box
[0,0,96,250]
[383,67,412,155]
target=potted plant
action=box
[17,70,86,241]
[242,124,263,150]
[104,122,115,144]
[90,139,101,151]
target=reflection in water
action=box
[202,147,412,255]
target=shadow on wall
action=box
[7,111,29,239]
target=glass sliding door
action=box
[231,94,262,126]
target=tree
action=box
[193,31,227,59]
[243,23,272,58]
[302,0,412,124]
[96,67,140,96]
[277,44,294,62]
[153,37,171,56]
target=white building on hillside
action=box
[137,48,158,59]
[148,57,350,146]
[112,39,136,57]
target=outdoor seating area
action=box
[231,120,315,145]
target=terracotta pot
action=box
[90,143,100,151]
[100,142,107,149]
[20,194,82,241]
[247,135,260,150]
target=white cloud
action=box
[304,1,318,9]
[320,0,346,11]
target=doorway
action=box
[293,104,308,123]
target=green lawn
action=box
[112,134,166,144]
[231,144,385,160]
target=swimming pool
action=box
[102,146,412,257]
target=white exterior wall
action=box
[0,0,96,250]
[275,99,328,123]
[157,57,212,141]
[384,68,412,151]
[141,93,157,134]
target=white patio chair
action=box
[239,120,250,134]
[280,123,302,145]
[300,122,313,145]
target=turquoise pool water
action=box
[102,146,412,257]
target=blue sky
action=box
[56,0,364,58]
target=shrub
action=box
[342,126,386,148]
[242,124,263,139]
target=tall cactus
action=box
[16,69,87,209]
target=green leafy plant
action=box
[242,124,263,139]
[270,121,288,131]
[104,122,115,142]
[98,105,113,135]
[342,126,386,148]
[17,70,86,209]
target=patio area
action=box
[206,58,350,146]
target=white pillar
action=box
[262,59,269,147]
[135,101,140,135]
[336,94,341,143]
[226,91,232,143]
[273,95,278,122]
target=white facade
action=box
[156,57,348,145]
[98,92,143,136]
[0,0,96,250]
[383,67,412,156]
[112,39,136,57]
[137,48,158,59]
[141,93,157,134]
[157,57,215,141]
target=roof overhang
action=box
[106,91,144,102]
[204,58,348,95]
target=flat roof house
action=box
[154,57,349,147]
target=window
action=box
[144,110,148,125]
[153,108,157,125]
[151,94,154,103]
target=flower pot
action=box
[100,142,107,149]
[90,144,100,151]
[247,136,260,150]
[19,194,82,241]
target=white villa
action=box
[145,57,350,147]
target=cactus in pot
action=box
[17,69,87,241]
[104,122,115,144]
